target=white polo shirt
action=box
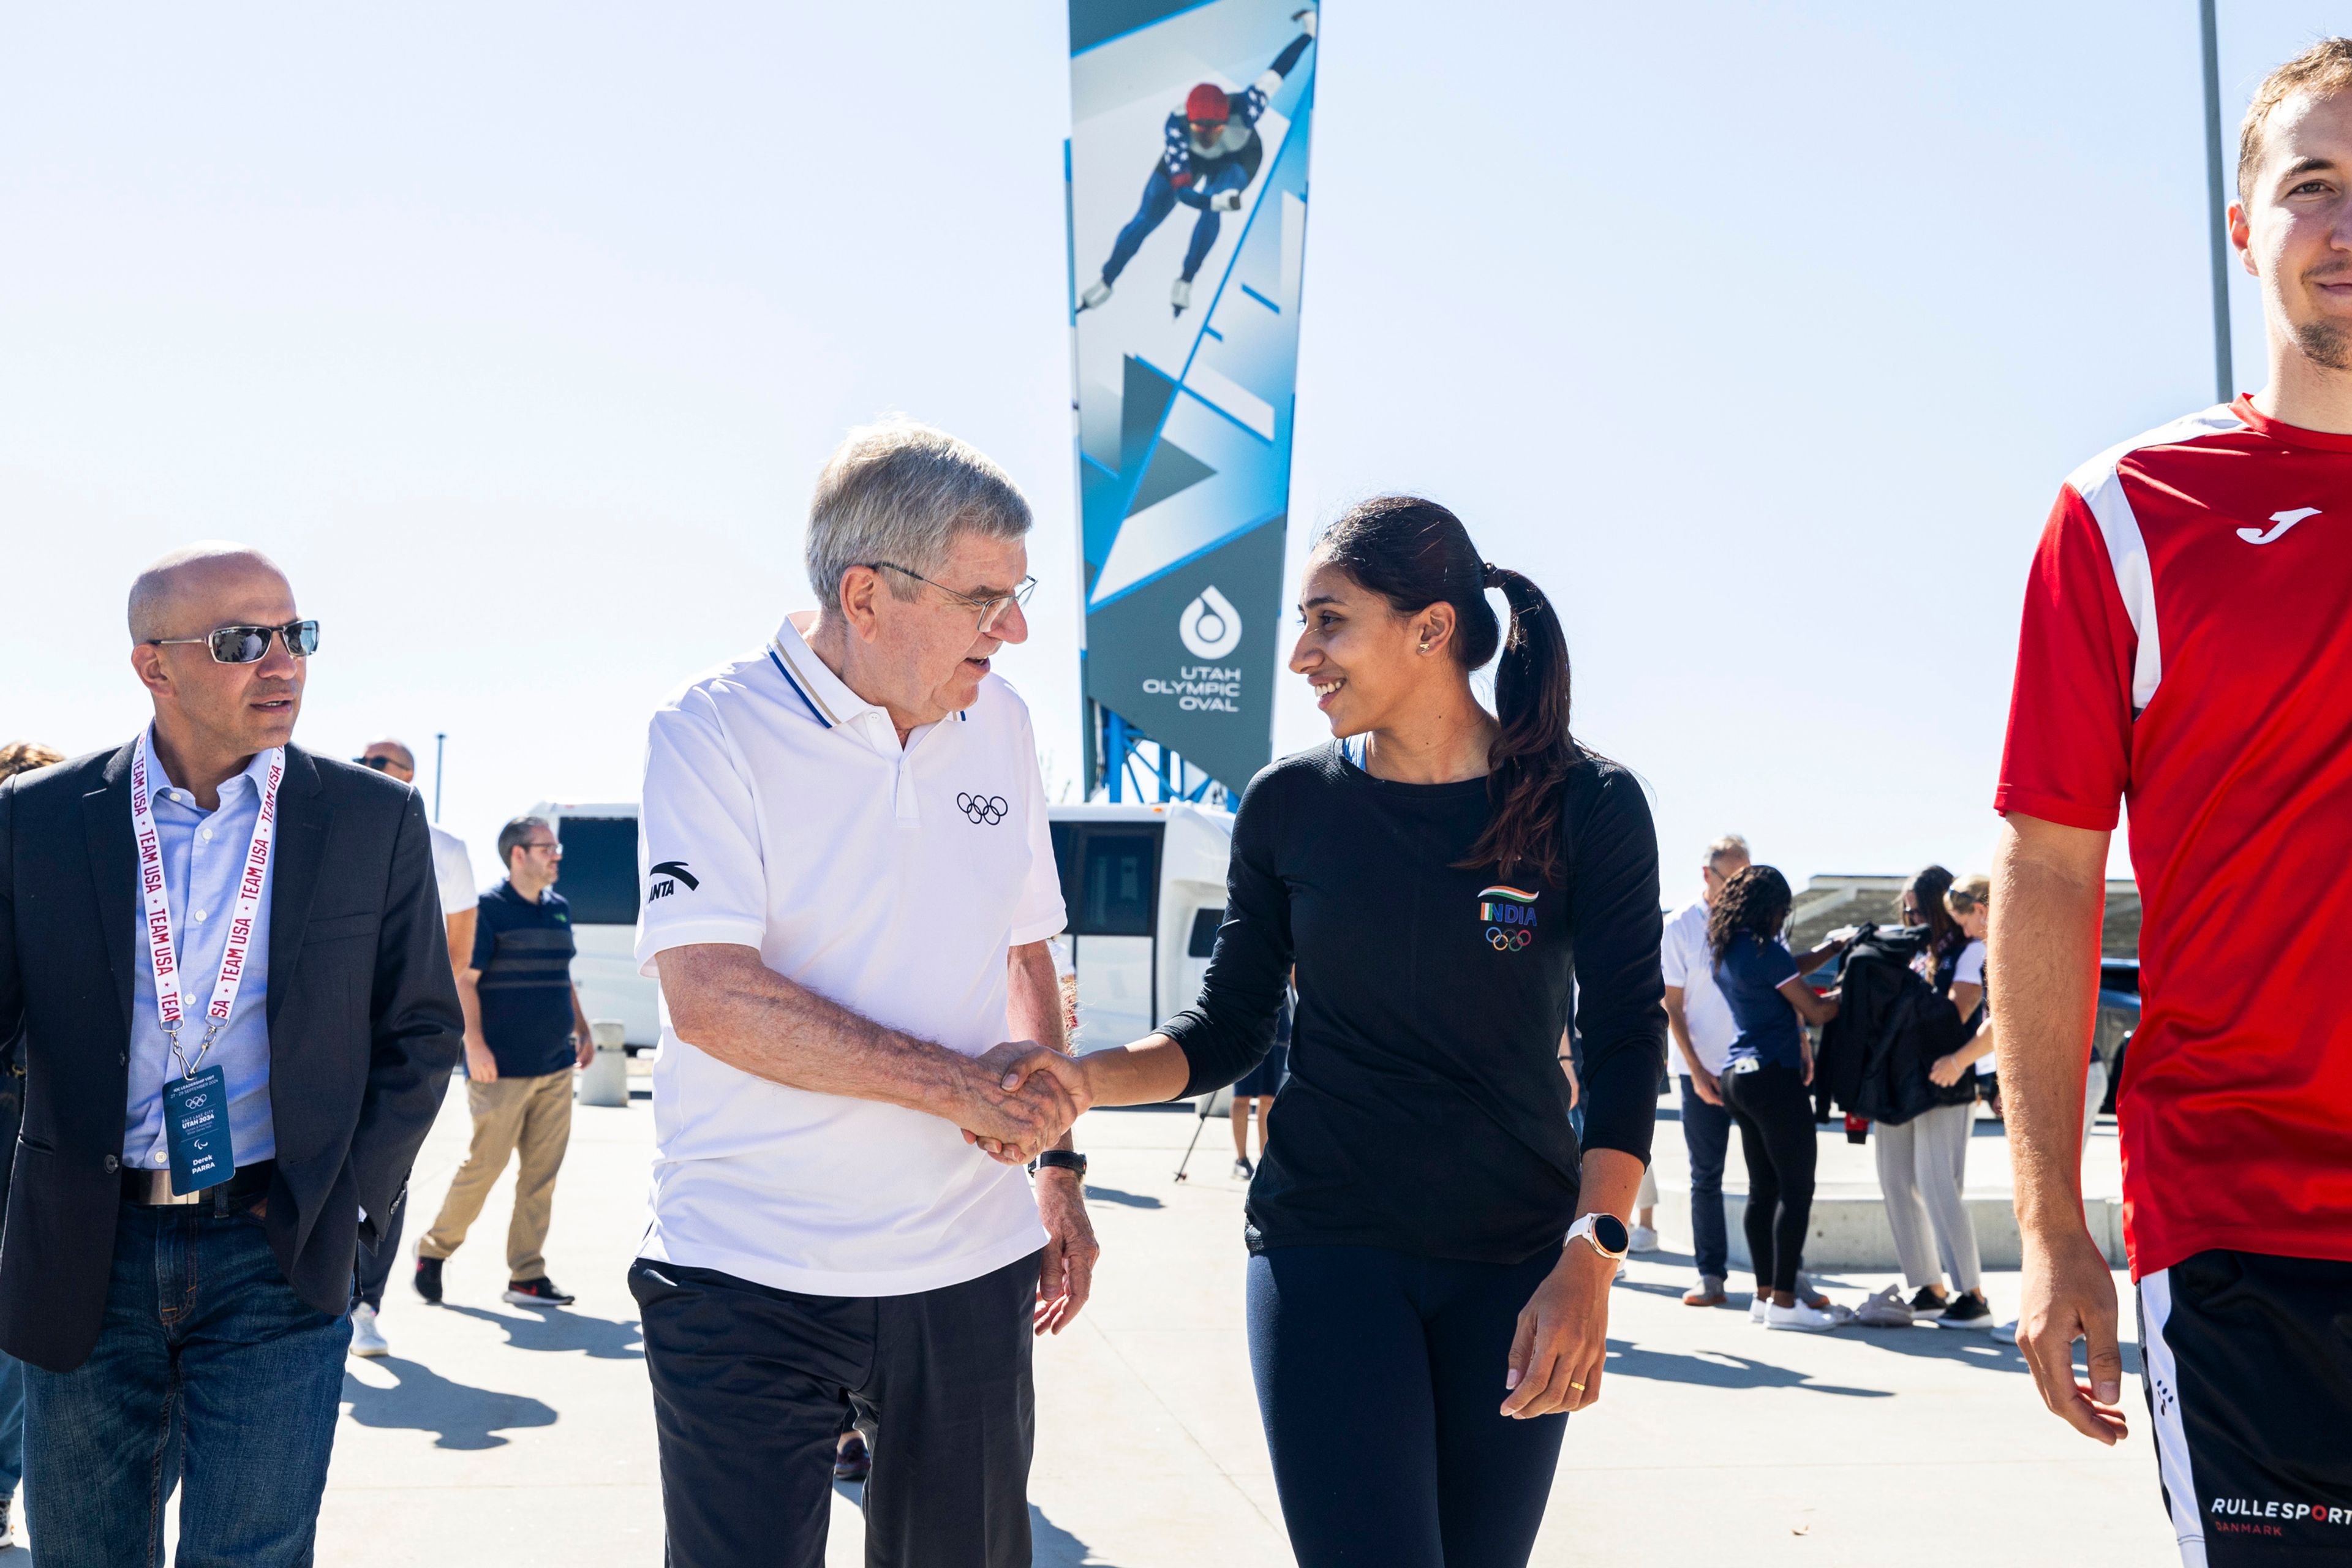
[1659,899,1737,1077]
[633,614,1066,1297]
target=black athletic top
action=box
[1159,742,1667,1264]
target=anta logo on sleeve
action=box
[1477,884,1539,951]
[648,861,698,901]
[957,792,1009,826]
[2238,507,2320,545]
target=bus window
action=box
[555,816,641,926]
[1187,907,1224,958]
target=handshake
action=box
[956,1042,1096,1165]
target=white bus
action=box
[523,799,1237,1057]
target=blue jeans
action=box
[24,1204,351,1568]
[1247,1245,1569,1568]
[1679,1074,1733,1283]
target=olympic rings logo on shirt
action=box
[1487,925,1532,951]
[958,792,1009,826]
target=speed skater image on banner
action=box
[1066,0,1319,796]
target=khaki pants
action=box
[419,1068,573,1280]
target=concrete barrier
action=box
[576,1019,630,1107]
[1665,1185,2128,1273]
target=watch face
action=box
[1591,1214,1630,1256]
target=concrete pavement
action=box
[293,1072,2176,1567]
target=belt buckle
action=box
[137,1169,202,1206]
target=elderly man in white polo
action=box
[627,421,1096,1568]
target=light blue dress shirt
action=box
[123,733,277,1172]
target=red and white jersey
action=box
[1998,396,2352,1279]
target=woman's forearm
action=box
[1078,1033,1196,1107]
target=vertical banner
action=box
[1066,0,1319,796]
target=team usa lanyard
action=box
[130,731,284,1085]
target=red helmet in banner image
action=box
[1185,83,1230,124]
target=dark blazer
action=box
[0,741,464,1371]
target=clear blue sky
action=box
[2,2,2339,892]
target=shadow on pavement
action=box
[1602,1339,1891,1397]
[1031,1504,1125,1567]
[341,1357,559,1449]
[1080,1186,1165,1210]
[440,1303,644,1359]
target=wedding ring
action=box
[1569,1380,1586,1392]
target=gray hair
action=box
[497,815,552,872]
[1705,834,1751,869]
[804,421,1031,608]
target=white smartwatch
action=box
[1566,1212,1631,1261]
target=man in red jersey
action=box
[1994,38,2352,1566]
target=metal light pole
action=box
[433,732,447,823]
[2199,0,2235,405]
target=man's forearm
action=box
[1663,995,1702,1076]
[1006,941,1075,1152]
[657,943,986,1120]
[1991,815,2109,1235]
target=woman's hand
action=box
[1690,1067,1722,1106]
[1501,1239,1613,1419]
[1800,1035,1815,1086]
[1929,1052,1966,1088]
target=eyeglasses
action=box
[865,563,1037,634]
[522,840,562,857]
[148,620,320,664]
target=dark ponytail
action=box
[1708,865,1793,965]
[1313,496,1578,883]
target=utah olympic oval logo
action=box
[1179,586,1243,660]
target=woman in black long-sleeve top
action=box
[986,496,1666,1568]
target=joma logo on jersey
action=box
[1478,885,1539,951]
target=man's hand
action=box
[1928,1053,1966,1088]
[1690,1067,1722,1106]
[956,1042,1083,1164]
[1033,1169,1099,1336]
[1502,1239,1612,1419]
[965,1043,1095,1163]
[1209,189,1242,212]
[464,1036,499,1084]
[575,1031,597,1071]
[2017,1224,2128,1444]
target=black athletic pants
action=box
[1246,1243,1570,1567]
[2139,1249,2352,1565]
[1721,1061,1816,1294]
[629,1249,1041,1568]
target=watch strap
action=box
[1033,1149,1087,1175]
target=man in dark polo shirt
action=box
[414,816,594,1308]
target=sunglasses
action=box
[355,755,403,772]
[147,620,320,664]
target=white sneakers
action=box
[1079,277,1112,311]
[1764,1300,1842,1332]
[1628,1223,1660,1254]
[1170,277,1192,315]
[1750,1292,1849,1330]
[350,1303,390,1358]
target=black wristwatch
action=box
[1030,1150,1088,1178]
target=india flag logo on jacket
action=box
[1478,886,1540,950]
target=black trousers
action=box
[350,1189,405,1312]
[1721,1061,1817,1294]
[630,1249,1042,1568]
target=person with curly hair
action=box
[1709,865,1845,1330]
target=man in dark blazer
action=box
[0,543,463,1567]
